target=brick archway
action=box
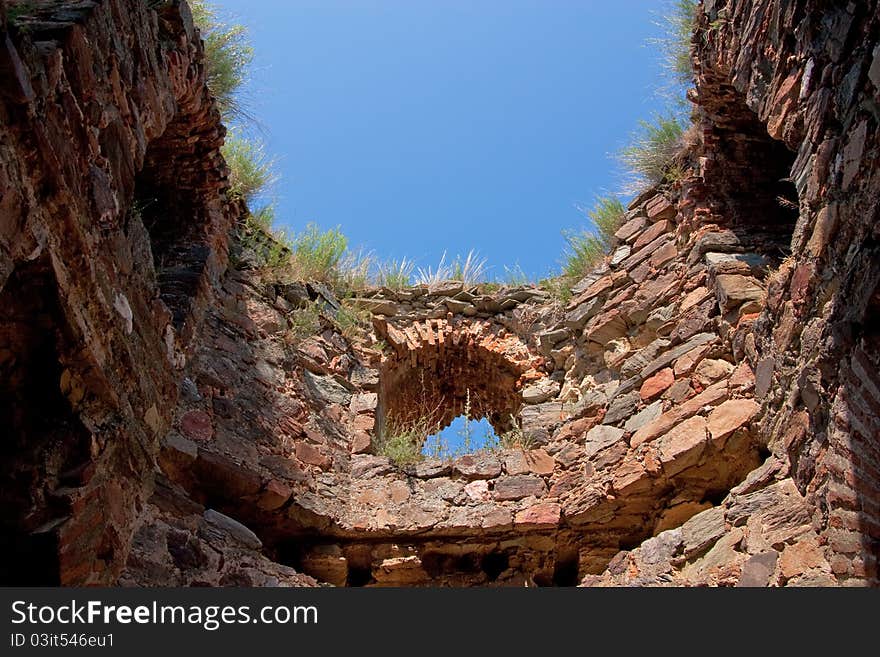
[374,316,545,437]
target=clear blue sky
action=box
[213,0,671,281]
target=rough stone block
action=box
[658,415,708,476]
[584,424,626,459]
[681,507,726,558]
[707,399,759,445]
[494,475,547,501]
[715,274,764,312]
[514,503,561,528]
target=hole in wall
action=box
[699,74,800,264]
[377,328,525,458]
[129,115,216,329]
[700,489,729,507]
[423,415,503,458]
[481,551,509,582]
[346,564,373,587]
[0,258,91,585]
[552,548,580,587]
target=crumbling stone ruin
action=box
[1,0,878,586]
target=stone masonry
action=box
[1,0,878,587]
[0,0,239,585]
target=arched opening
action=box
[697,71,800,262]
[481,551,510,582]
[0,258,91,585]
[375,319,532,457]
[552,548,581,587]
[128,113,224,329]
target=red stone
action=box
[551,414,602,443]
[586,310,628,345]
[646,195,676,222]
[632,381,728,447]
[640,367,675,400]
[258,480,293,511]
[715,274,764,311]
[633,220,671,251]
[296,443,332,470]
[514,502,561,528]
[707,399,759,445]
[767,69,800,139]
[351,432,372,454]
[658,415,708,476]
[494,475,546,501]
[353,414,375,432]
[180,410,213,442]
[567,276,614,309]
[789,262,814,307]
[650,240,678,268]
[729,362,756,390]
[614,216,647,243]
[524,448,555,475]
[779,537,825,579]
[611,461,648,495]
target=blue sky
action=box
[212,0,672,282]
[424,416,497,459]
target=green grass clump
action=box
[248,204,276,230]
[375,415,439,467]
[588,196,627,244]
[289,223,348,283]
[619,115,686,191]
[190,0,253,123]
[237,220,373,296]
[451,250,488,286]
[615,1,696,196]
[233,214,291,269]
[561,196,626,281]
[502,263,530,287]
[619,1,696,193]
[561,231,605,282]
[335,303,372,339]
[375,431,423,466]
[540,275,573,304]
[656,0,698,89]
[377,258,416,289]
[283,301,323,344]
[222,132,277,206]
[336,248,374,296]
[497,415,535,451]
[189,2,282,233]
[415,252,450,287]
[415,250,488,287]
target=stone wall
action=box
[1,0,878,587]
[0,0,238,584]
[132,177,775,586]
[694,0,880,585]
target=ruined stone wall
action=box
[0,0,238,584]
[694,0,880,585]
[2,0,878,588]
[583,0,879,587]
[136,176,774,586]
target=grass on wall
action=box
[559,195,626,283]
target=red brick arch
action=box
[374,316,546,436]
